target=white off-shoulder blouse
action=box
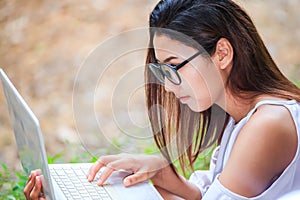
[189,100,300,199]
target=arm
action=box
[87,153,202,200]
[151,164,202,200]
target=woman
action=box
[25,0,300,199]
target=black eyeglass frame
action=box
[148,50,204,85]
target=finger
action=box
[109,155,136,170]
[29,176,43,200]
[24,170,41,198]
[88,155,123,182]
[31,169,42,176]
[24,175,35,198]
[26,173,32,185]
[36,175,46,200]
[87,160,105,182]
[97,167,114,186]
[123,172,149,187]
[97,159,136,186]
[38,175,46,200]
[29,170,42,180]
[25,170,39,189]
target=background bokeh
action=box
[0,0,299,171]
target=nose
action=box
[164,78,179,93]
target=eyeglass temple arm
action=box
[176,50,204,70]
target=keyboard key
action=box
[50,166,112,199]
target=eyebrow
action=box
[156,56,179,63]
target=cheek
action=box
[181,70,213,111]
[190,75,211,99]
[183,66,212,96]
[180,64,225,111]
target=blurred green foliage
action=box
[0,163,27,200]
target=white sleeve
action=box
[202,176,249,200]
[189,147,220,196]
[189,170,213,196]
[189,146,249,199]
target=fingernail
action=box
[123,178,130,186]
[97,178,103,186]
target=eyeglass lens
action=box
[148,63,181,85]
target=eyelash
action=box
[168,64,177,67]
[154,58,180,67]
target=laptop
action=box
[0,68,163,200]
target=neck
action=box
[216,91,290,122]
[225,96,253,123]
[216,90,256,123]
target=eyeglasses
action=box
[148,50,203,85]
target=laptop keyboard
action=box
[50,166,112,200]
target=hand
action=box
[24,170,46,200]
[87,153,168,187]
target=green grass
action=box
[0,164,27,200]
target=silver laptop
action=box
[0,68,163,200]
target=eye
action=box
[164,62,179,69]
[168,64,177,68]
[161,65,176,77]
[163,69,172,77]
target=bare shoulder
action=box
[246,104,297,140]
[219,104,298,197]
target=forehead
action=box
[153,34,198,58]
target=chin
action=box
[186,100,212,112]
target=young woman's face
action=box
[153,34,226,112]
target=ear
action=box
[212,38,233,70]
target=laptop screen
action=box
[0,69,55,199]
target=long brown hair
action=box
[145,0,300,176]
